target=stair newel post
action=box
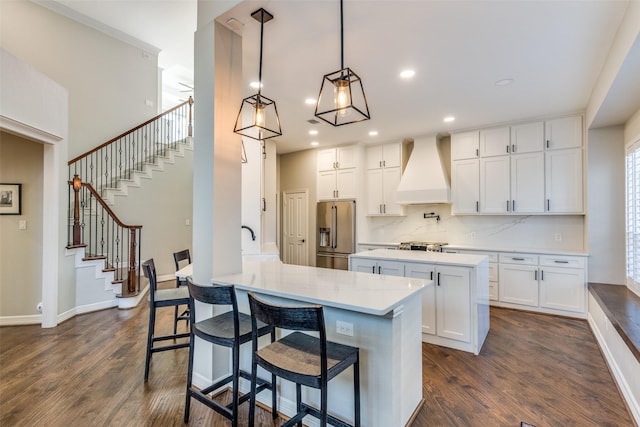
[188,96,194,137]
[127,227,138,293]
[72,174,82,246]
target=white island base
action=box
[212,261,429,427]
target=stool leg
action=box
[184,332,195,423]
[248,356,258,427]
[296,383,302,427]
[354,356,360,427]
[144,303,156,381]
[320,380,328,427]
[271,372,277,419]
[231,344,240,427]
[173,305,179,335]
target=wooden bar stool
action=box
[184,278,276,427]
[142,258,190,382]
[172,249,191,334]
[247,292,361,427]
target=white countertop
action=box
[358,242,588,257]
[211,260,428,317]
[351,249,488,267]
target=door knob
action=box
[299,239,305,243]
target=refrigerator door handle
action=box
[332,205,338,248]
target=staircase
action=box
[66,97,193,306]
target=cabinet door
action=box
[539,267,586,313]
[499,264,539,307]
[366,169,384,215]
[317,148,336,171]
[480,127,510,157]
[480,156,510,213]
[511,152,544,213]
[405,263,436,335]
[451,131,479,161]
[366,145,383,170]
[545,116,582,150]
[318,170,336,200]
[378,260,405,276]
[511,122,544,154]
[336,145,357,169]
[451,159,479,214]
[382,167,402,215]
[349,258,377,274]
[336,168,357,199]
[545,148,583,213]
[382,142,402,168]
[436,266,471,343]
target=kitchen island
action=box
[349,249,490,355]
[210,259,429,427]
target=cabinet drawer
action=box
[539,255,585,268]
[499,253,538,265]
[459,250,498,262]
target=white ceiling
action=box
[51,0,638,154]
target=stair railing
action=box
[66,97,193,296]
[68,176,142,295]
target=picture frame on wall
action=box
[0,183,22,215]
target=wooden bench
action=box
[588,283,640,424]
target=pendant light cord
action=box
[258,11,265,97]
[340,0,344,70]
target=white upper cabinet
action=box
[366,142,402,169]
[451,158,480,214]
[451,131,480,160]
[545,116,582,150]
[480,156,510,213]
[479,126,510,157]
[317,145,359,200]
[511,121,545,154]
[318,145,358,171]
[545,148,583,213]
[511,152,545,213]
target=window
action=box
[626,140,640,295]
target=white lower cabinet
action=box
[499,263,539,307]
[404,263,472,344]
[538,256,586,313]
[349,258,404,276]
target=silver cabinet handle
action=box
[372,266,375,274]
[546,140,550,149]
[475,148,479,157]
[430,271,433,280]
[378,266,382,274]
[512,257,525,261]
[379,160,382,167]
[512,200,515,212]
[507,200,510,211]
[512,144,516,153]
[547,199,550,211]
[506,145,510,154]
[541,270,544,281]
[554,260,569,264]
[476,201,479,212]
[437,272,441,286]
[534,270,538,280]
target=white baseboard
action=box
[0,314,41,326]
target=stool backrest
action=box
[173,249,191,270]
[187,277,240,338]
[142,259,158,301]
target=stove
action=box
[397,241,448,252]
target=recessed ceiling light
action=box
[495,78,514,86]
[305,98,316,105]
[310,141,319,146]
[309,130,318,135]
[369,130,379,136]
[443,116,455,123]
[400,69,415,79]
[250,81,262,89]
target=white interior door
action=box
[283,190,308,265]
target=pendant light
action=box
[315,0,370,126]
[234,8,282,141]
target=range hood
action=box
[396,135,451,204]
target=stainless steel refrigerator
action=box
[316,200,356,270]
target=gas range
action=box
[397,241,448,252]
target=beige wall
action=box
[279,149,318,266]
[0,1,158,158]
[0,132,44,316]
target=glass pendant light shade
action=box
[315,67,370,126]
[233,8,282,141]
[315,0,370,126]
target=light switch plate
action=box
[19,220,27,230]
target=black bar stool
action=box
[172,249,191,334]
[184,278,276,427]
[142,258,190,382]
[247,292,360,427]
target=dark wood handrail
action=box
[68,96,193,165]
[69,180,142,230]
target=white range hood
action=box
[396,135,451,204]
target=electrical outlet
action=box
[555,233,562,242]
[336,320,354,336]
[19,220,27,230]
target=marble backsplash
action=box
[364,204,585,252]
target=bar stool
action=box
[172,249,191,334]
[247,292,360,427]
[184,278,276,427]
[142,258,190,382]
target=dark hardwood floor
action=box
[0,282,635,427]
